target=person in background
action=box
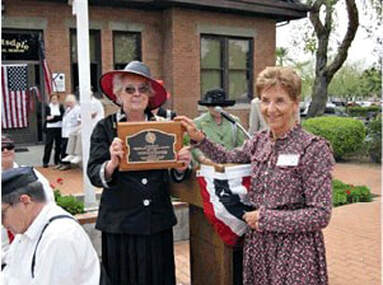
[42,94,65,168]
[192,88,246,167]
[1,167,100,284]
[2,135,55,202]
[177,66,335,285]
[1,135,55,269]
[90,92,105,128]
[248,97,267,134]
[88,61,191,284]
[58,94,81,170]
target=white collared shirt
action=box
[2,203,100,285]
[46,103,62,128]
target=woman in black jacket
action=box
[42,94,65,168]
[87,61,191,285]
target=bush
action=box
[366,116,382,163]
[346,106,381,117]
[332,179,372,207]
[302,117,366,160]
[54,190,85,215]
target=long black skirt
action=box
[101,229,176,285]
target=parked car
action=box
[300,103,348,118]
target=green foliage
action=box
[302,117,366,160]
[328,63,362,99]
[366,116,382,163]
[328,64,382,100]
[54,190,85,215]
[359,67,382,97]
[346,106,381,117]
[332,179,372,207]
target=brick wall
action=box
[4,0,276,127]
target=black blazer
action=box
[156,107,177,120]
[87,111,185,235]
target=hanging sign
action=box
[53,73,66,92]
[2,33,39,61]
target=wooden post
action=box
[170,170,242,285]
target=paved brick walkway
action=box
[36,161,381,284]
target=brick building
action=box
[2,0,308,144]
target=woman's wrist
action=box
[105,160,118,179]
[194,130,205,142]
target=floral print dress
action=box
[197,125,335,285]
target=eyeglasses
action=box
[124,84,150,95]
[2,143,15,152]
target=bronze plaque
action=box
[117,121,185,171]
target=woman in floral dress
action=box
[176,66,335,284]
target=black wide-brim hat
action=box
[198,88,235,107]
[99,61,167,110]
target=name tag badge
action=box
[276,154,299,166]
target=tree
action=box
[328,63,363,100]
[307,0,359,117]
[276,47,290,66]
[359,67,382,97]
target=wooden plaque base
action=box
[117,121,184,171]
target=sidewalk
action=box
[32,158,381,284]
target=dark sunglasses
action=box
[2,143,15,152]
[124,84,150,95]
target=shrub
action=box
[366,116,382,163]
[332,179,372,207]
[302,117,366,160]
[346,106,381,117]
[54,190,85,215]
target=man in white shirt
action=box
[1,167,100,285]
[2,135,56,264]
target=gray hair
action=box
[2,181,46,205]
[65,94,77,104]
[112,74,154,97]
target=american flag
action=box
[1,65,30,129]
[39,38,53,96]
[197,164,253,246]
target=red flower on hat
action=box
[57,178,64,185]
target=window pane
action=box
[201,70,221,96]
[229,39,249,69]
[201,38,221,69]
[114,33,139,66]
[71,32,77,63]
[71,32,98,62]
[228,71,248,101]
[89,33,97,62]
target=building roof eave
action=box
[37,0,310,21]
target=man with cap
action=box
[1,167,100,285]
[192,88,246,167]
[1,135,55,265]
[88,60,191,284]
